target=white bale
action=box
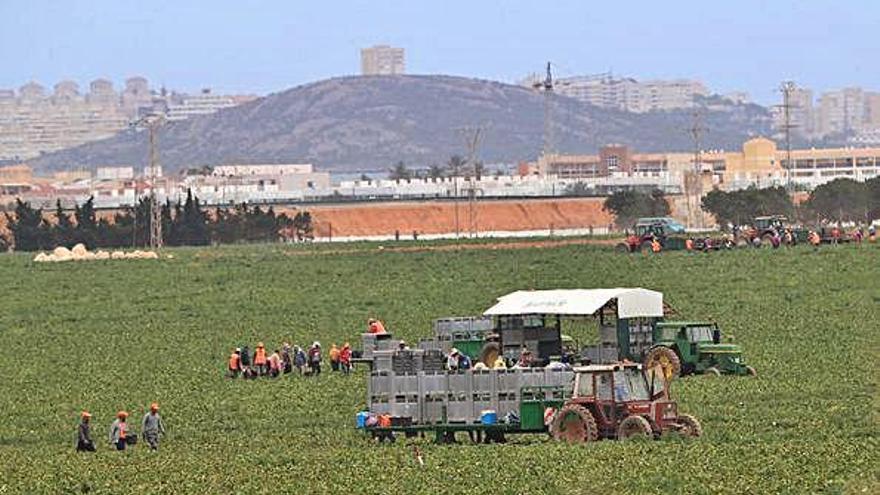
[95,251,110,260]
[33,253,48,262]
[71,243,88,256]
[53,246,72,258]
[111,251,126,259]
[142,251,159,259]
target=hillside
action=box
[26,75,774,174]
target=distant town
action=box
[1,44,879,214]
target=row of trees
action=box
[601,178,879,230]
[2,190,313,252]
[387,155,487,181]
[702,177,880,227]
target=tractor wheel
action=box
[745,365,757,377]
[549,404,598,443]
[479,342,501,368]
[644,347,681,380]
[677,414,703,437]
[704,367,721,377]
[617,415,652,440]
[640,241,653,254]
[615,243,631,253]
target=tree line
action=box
[602,177,879,229]
[2,189,314,252]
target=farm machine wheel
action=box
[746,365,757,377]
[704,367,721,377]
[676,414,703,437]
[639,241,653,254]
[644,347,681,380]
[479,342,501,367]
[617,415,652,440]
[615,243,632,253]
[550,405,598,443]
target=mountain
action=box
[25,75,774,174]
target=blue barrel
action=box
[356,411,370,429]
[480,410,497,425]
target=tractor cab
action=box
[649,321,755,377]
[550,363,700,441]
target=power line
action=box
[776,81,799,192]
[131,113,166,249]
[686,109,708,229]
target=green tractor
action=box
[643,321,756,378]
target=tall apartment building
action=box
[361,45,405,75]
[166,89,237,121]
[0,77,255,162]
[816,87,865,136]
[773,87,814,139]
[550,74,707,113]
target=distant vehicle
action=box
[616,218,688,253]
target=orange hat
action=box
[117,411,128,419]
[81,411,92,419]
[150,403,159,412]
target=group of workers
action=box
[227,340,353,378]
[445,347,566,371]
[76,403,166,453]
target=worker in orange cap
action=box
[109,411,129,451]
[76,411,96,452]
[142,403,166,451]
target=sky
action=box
[1,0,877,105]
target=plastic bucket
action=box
[480,410,497,425]
[356,411,370,429]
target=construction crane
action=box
[131,113,166,249]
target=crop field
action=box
[0,241,877,494]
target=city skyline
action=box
[1,0,877,105]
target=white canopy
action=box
[482,288,664,319]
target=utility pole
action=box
[776,81,799,192]
[132,114,166,249]
[533,62,555,157]
[687,109,708,229]
[461,125,485,237]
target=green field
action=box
[1,242,878,494]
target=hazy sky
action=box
[1,0,876,104]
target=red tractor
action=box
[548,363,702,442]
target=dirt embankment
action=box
[276,197,614,237]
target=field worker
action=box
[340,343,352,374]
[853,228,863,244]
[685,238,694,252]
[294,345,307,374]
[228,348,242,378]
[472,361,488,371]
[281,342,293,374]
[109,411,129,451]
[447,348,460,371]
[268,349,282,378]
[76,411,96,452]
[329,343,341,372]
[240,345,252,369]
[142,403,166,451]
[493,356,507,370]
[308,342,323,376]
[254,342,268,375]
[368,318,387,334]
[458,352,472,370]
[869,225,877,242]
[651,238,661,253]
[809,230,821,247]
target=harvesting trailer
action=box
[362,363,702,443]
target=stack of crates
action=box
[390,374,419,419]
[420,371,448,424]
[368,371,392,415]
[446,372,473,422]
[495,369,521,418]
[392,350,416,374]
[373,350,394,372]
[422,350,445,372]
[471,369,497,419]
